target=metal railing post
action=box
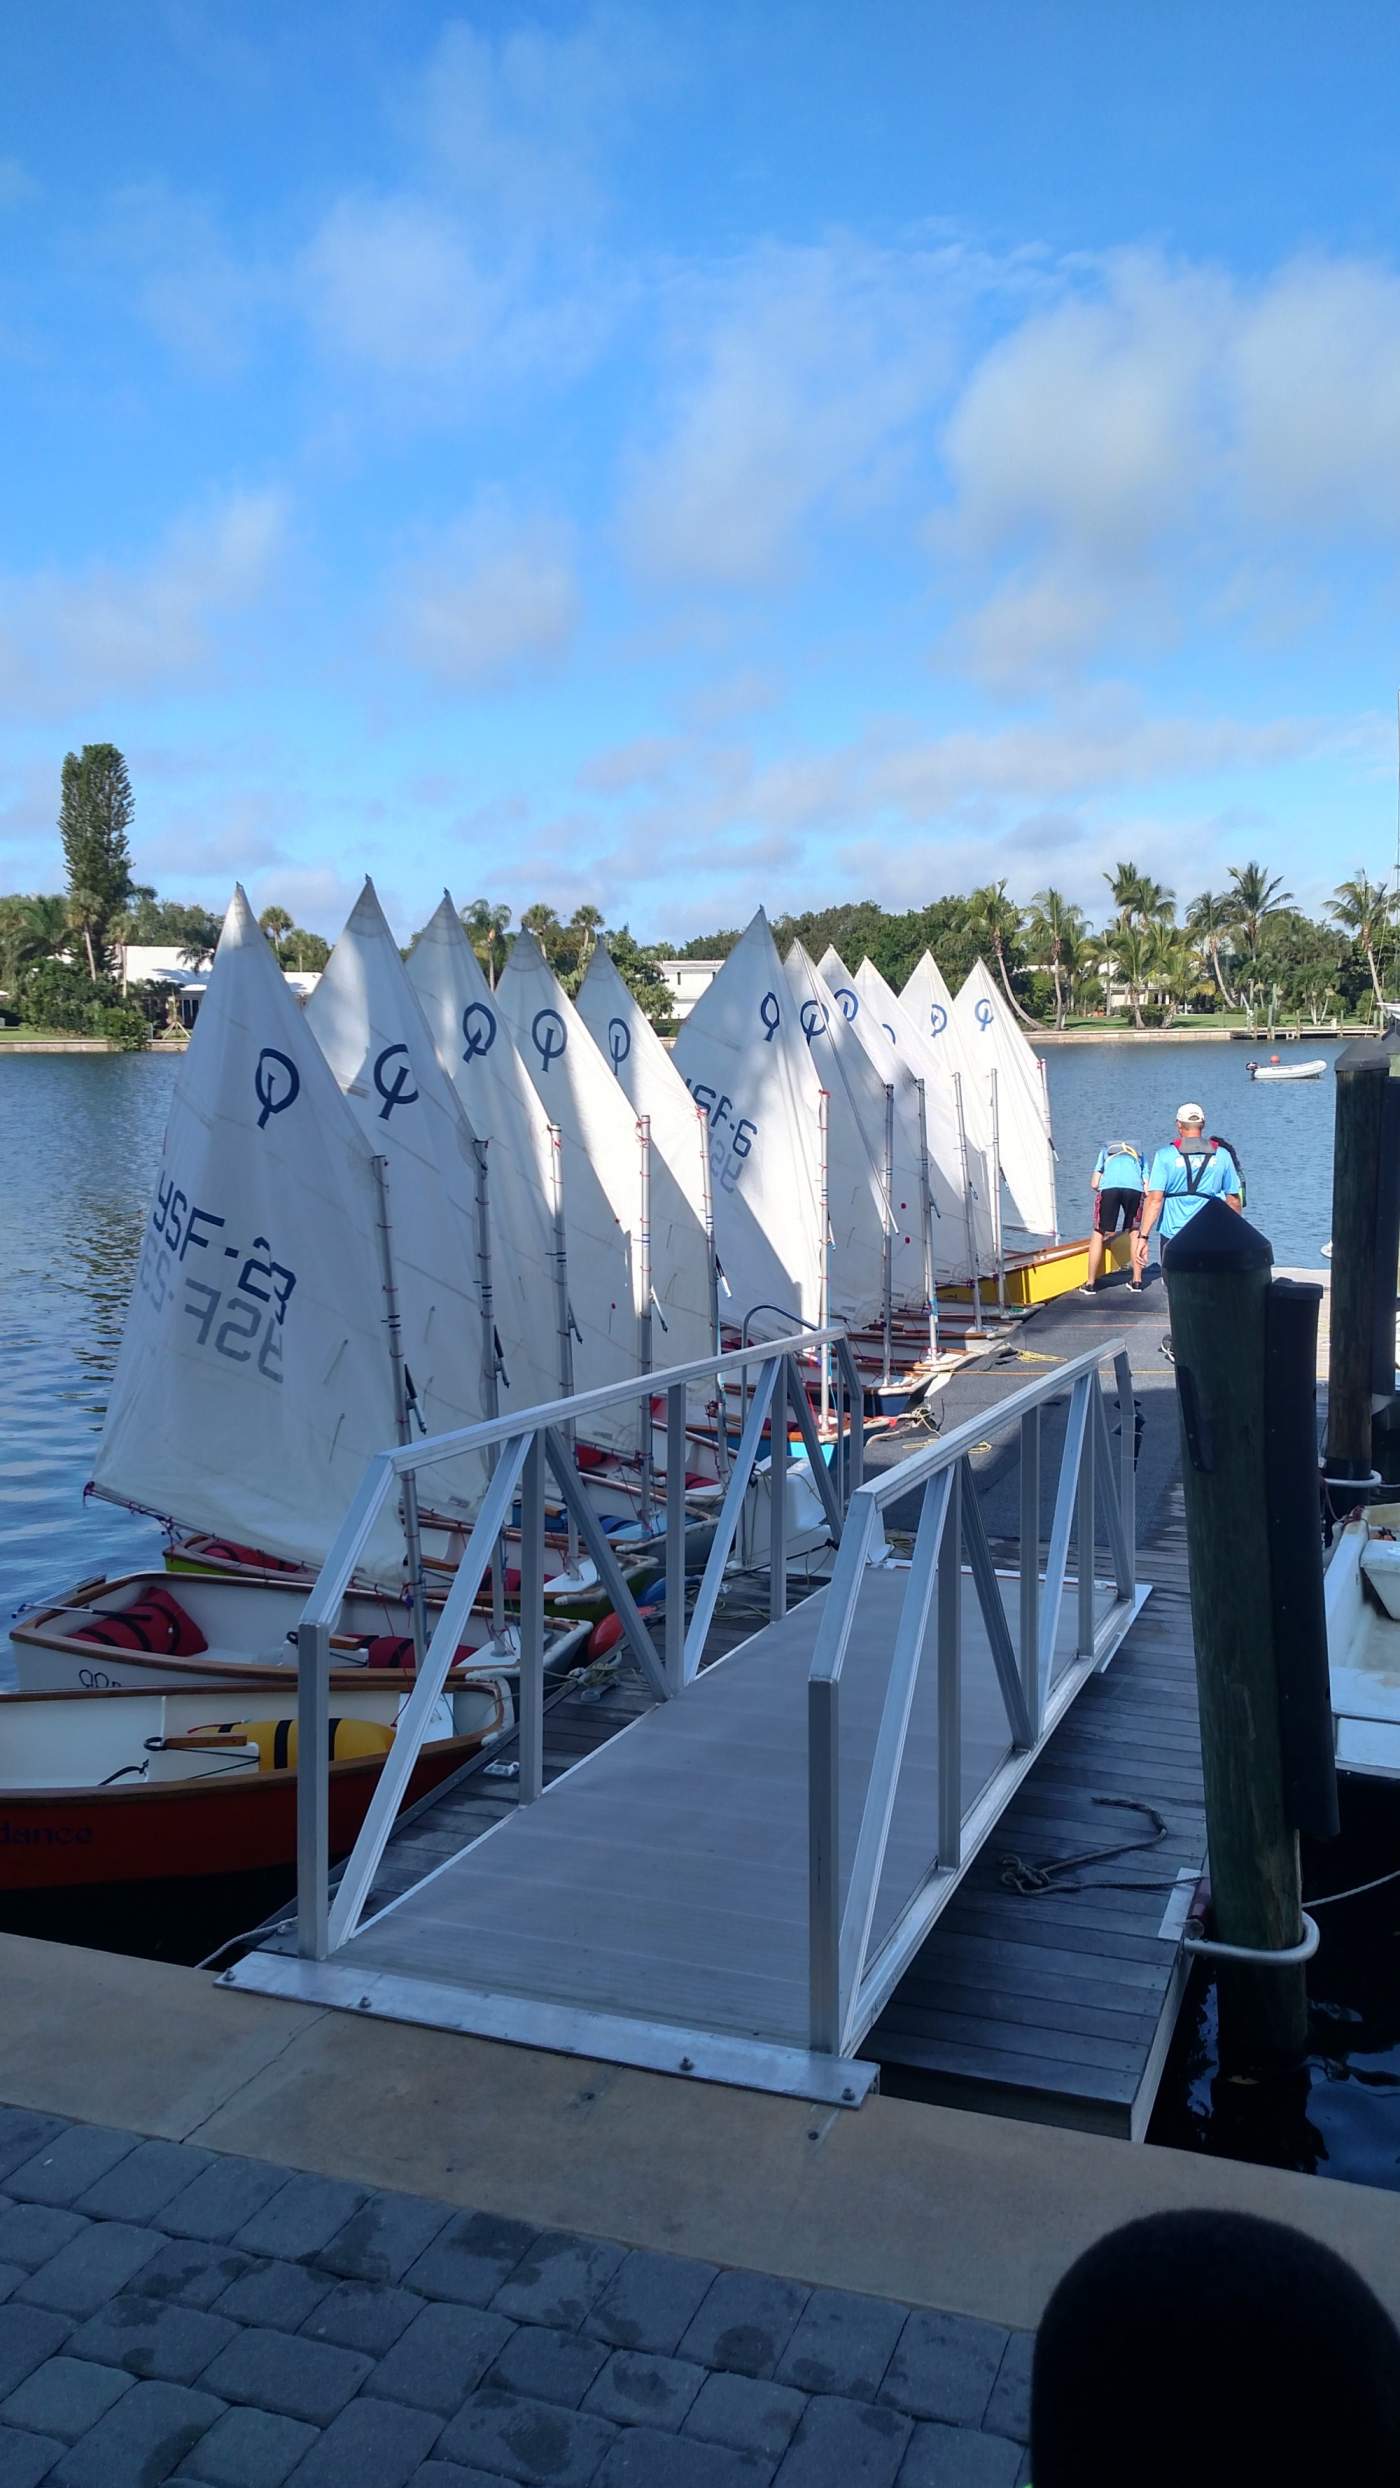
[808,1672,841,2052]
[1114,1349,1137,1592]
[296,1617,330,1960]
[518,1434,545,1804]
[1077,1399,1097,1657]
[770,1358,789,1622]
[937,1462,962,1872]
[1019,1406,1042,1737]
[665,1382,687,1696]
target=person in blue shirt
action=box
[1082,1138,1147,1294]
[1138,1103,1243,1359]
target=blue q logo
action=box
[799,997,828,1045]
[834,986,858,1021]
[461,1002,497,1062]
[759,992,780,1042]
[373,1042,419,1121]
[532,1008,567,1070]
[975,998,994,1030]
[928,1002,948,1036]
[607,1017,631,1073]
[254,1047,299,1130]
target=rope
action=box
[998,1797,1170,1895]
[1305,1864,1400,1909]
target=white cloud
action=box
[622,239,959,586]
[102,183,275,376]
[415,9,660,234]
[389,493,579,687]
[301,193,498,375]
[1230,257,1400,530]
[0,489,288,714]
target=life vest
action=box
[196,1540,296,1574]
[74,1584,208,1658]
[346,1634,479,1673]
[1172,1137,1218,1195]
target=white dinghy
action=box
[852,956,1000,1288]
[1247,1058,1328,1082]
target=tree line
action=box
[680,861,1400,1029]
[3,746,1395,1040]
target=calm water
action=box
[2,1044,1395,2176]
[1042,1037,1343,1269]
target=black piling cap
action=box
[1161,1196,1274,1274]
[1335,1028,1400,1074]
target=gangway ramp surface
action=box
[234,1560,1124,2103]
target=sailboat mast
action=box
[547,1122,580,1573]
[818,1086,831,1428]
[472,1136,507,1642]
[989,1068,1007,1315]
[695,1107,731,1481]
[952,1069,981,1324]
[370,1153,428,1665]
[636,1114,654,1532]
[914,1075,938,1361]
[881,1082,895,1386]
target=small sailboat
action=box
[0,1684,502,1898]
[1247,1057,1327,1082]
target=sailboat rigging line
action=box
[370,1152,428,1668]
[818,1088,831,1429]
[472,1136,507,1643]
[546,1121,581,1574]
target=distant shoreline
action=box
[1036,1026,1350,1046]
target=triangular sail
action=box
[304,881,490,1515]
[816,947,964,1289]
[954,960,1058,1242]
[498,933,714,1376]
[673,913,825,1329]
[855,957,999,1273]
[403,898,573,1418]
[783,943,896,1322]
[92,888,406,1575]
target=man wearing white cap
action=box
[1139,1105,1242,1360]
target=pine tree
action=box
[59,744,135,980]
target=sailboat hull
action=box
[938,1232,1133,1306]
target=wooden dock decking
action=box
[871,1489,1204,2138]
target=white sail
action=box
[304,881,490,1515]
[855,957,999,1273]
[403,898,575,1418]
[499,933,714,1383]
[783,943,898,1323]
[815,947,964,1290]
[954,960,1058,1242]
[92,887,406,1576]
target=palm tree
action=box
[1147,925,1194,1025]
[1100,921,1152,1027]
[1028,888,1086,1030]
[1226,861,1292,980]
[520,902,562,963]
[1186,890,1237,1008]
[1329,872,1395,1008]
[966,880,1035,1024]
[569,903,604,970]
[1103,861,1148,921]
[0,893,73,989]
[460,899,512,990]
[258,904,293,963]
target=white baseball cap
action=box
[1176,1102,1206,1127]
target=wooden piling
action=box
[1164,1199,1309,2066]
[1325,1035,1394,1484]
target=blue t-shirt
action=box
[1094,1144,1145,1191]
[1146,1140,1242,1240]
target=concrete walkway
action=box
[0,2097,1029,2488]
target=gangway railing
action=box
[808,1340,1140,2062]
[294,1324,865,1962]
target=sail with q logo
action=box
[91,886,407,1577]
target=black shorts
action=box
[1095,1187,1143,1235]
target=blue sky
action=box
[3,0,1399,943]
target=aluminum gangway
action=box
[227,1329,1148,2103]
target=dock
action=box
[227,1288,1208,2130]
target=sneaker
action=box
[1128,1280,1143,1293]
[1160,1335,1175,1364]
[1078,1282,1097,1298]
